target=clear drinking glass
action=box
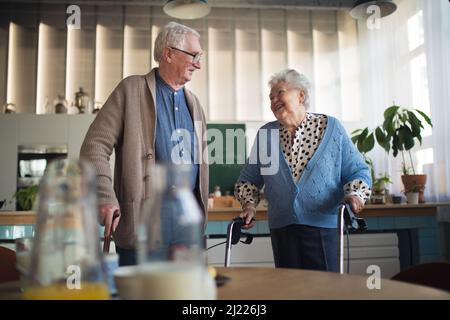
[136,164,214,299]
[15,237,33,290]
[23,159,109,300]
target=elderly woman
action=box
[234,69,372,272]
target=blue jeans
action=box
[270,224,338,272]
[115,245,137,266]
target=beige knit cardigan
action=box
[80,68,209,249]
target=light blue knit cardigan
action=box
[238,114,372,229]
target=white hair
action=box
[268,69,311,109]
[153,21,200,63]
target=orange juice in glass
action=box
[23,282,110,300]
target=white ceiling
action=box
[0,0,357,9]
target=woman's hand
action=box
[344,195,365,214]
[240,203,257,229]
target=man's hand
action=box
[239,203,257,229]
[100,203,121,238]
[344,195,365,214]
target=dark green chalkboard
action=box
[206,123,246,195]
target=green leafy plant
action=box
[403,184,421,195]
[14,185,39,211]
[351,104,432,175]
[372,174,393,195]
[375,105,432,174]
[351,127,375,181]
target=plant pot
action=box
[405,192,419,204]
[401,174,427,203]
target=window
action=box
[407,10,424,52]
[406,8,433,172]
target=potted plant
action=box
[372,174,392,195]
[371,173,393,204]
[404,184,421,205]
[351,104,432,203]
[14,185,39,211]
[375,105,432,203]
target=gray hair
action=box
[268,69,311,109]
[153,21,200,63]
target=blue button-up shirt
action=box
[155,71,199,191]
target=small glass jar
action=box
[3,103,16,114]
[53,95,68,114]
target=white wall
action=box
[0,114,96,211]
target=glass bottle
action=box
[137,164,215,300]
[74,87,89,114]
[42,96,52,114]
[214,186,221,197]
[54,95,68,114]
[23,159,109,300]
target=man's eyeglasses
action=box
[169,46,203,64]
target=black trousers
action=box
[115,245,137,267]
[115,235,208,267]
[270,224,338,272]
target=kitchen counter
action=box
[209,202,450,220]
[1,203,450,225]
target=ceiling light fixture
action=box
[163,0,211,20]
[350,0,397,19]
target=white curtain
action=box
[422,0,450,222]
[356,0,450,221]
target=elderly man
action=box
[80,22,208,266]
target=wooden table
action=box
[1,267,449,300]
[215,267,450,300]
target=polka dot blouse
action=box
[234,113,372,207]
